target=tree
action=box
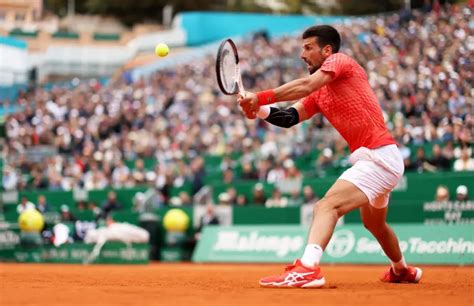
[334,0,404,15]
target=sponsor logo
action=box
[213,231,304,257]
[407,238,474,254]
[281,272,314,286]
[326,230,355,258]
[0,230,20,249]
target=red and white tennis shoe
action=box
[380,266,423,283]
[259,259,326,288]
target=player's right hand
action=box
[238,103,257,119]
[239,105,257,119]
[238,92,258,119]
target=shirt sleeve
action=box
[302,90,321,118]
[319,53,351,81]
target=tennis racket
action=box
[216,38,246,97]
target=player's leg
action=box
[359,201,404,267]
[360,197,422,283]
[306,179,368,248]
[260,145,408,288]
[260,179,368,288]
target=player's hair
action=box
[302,25,341,53]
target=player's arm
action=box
[255,101,310,128]
[271,70,334,103]
[237,70,333,116]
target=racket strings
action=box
[218,42,239,94]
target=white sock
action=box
[391,256,408,275]
[300,244,323,268]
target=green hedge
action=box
[52,31,80,39]
[9,28,38,38]
[93,32,120,41]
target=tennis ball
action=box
[18,209,44,232]
[163,209,189,232]
[155,43,169,57]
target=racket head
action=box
[216,38,241,95]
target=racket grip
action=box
[257,90,276,106]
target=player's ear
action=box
[322,44,333,57]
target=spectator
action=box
[226,187,238,204]
[60,205,77,222]
[316,148,334,173]
[132,159,146,184]
[302,185,318,205]
[284,159,302,179]
[169,196,183,207]
[2,166,18,191]
[287,190,303,206]
[236,194,248,206]
[453,147,474,171]
[112,160,130,188]
[3,4,473,191]
[98,191,123,220]
[178,191,192,206]
[218,192,232,206]
[456,185,469,202]
[31,171,49,190]
[241,160,258,180]
[267,161,285,183]
[88,201,99,212]
[222,169,234,184]
[190,157,205,195]
[220,154,236,172]
[265,188,288,208]
[76,201,86,211]
[252,183,267,205]
[435,185,450,202]
[441,141,455,161]
[256,159,271,182]
[428,144,451,171]
[195,204,220,241]
[17,197,35,214]
[36,195,50,214]
[409,147,432,172]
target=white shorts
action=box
[338,144,404,208]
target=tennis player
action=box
[238,25,422,288]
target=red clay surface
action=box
[1,263,473,306]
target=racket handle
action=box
[236,76,245,98]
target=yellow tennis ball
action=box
[163,209,189,232]
[18,209,44,232]
[155,43,169,57]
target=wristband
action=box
[256,105,271,119]
[256,90,276,106]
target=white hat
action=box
[218,193,230,202]
[283,159,294,169]
[322,148,333,158]
[169,197,182,206]
[60,205,70,212]
[456,185,468,195]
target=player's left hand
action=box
[238,92,259,119]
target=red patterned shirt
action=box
[302,53,396,152]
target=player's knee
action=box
[313,199,339,219]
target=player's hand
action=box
[238,92,259,119]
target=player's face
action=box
[300,37,331,74]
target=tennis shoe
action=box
[259,259,325,288]
[381,266,422,283]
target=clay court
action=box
[1,263,472,306]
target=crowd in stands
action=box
[2,3,473,208]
